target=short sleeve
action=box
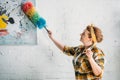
[63,46,75,56]
[94,49,105,70]
[63,45,82,56]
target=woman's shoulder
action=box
[92,46,105,56]
[71,45,84,52]
[76,45,84,49]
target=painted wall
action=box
[0,0,120,80]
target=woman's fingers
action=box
[47,30,52,34]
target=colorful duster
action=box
[21,2,47,30]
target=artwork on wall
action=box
[0,0,37,45]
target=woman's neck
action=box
[84,45,91,49]
[84,42,93,49]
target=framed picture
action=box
[0,0,37,45]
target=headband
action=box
[89,24,97,45]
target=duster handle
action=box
[44,26,49,33]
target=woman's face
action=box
[80,29,92,44]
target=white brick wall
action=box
[0,0,120,80]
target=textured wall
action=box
[0,0,120,80]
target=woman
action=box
[48,24,105,80]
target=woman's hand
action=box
[47,30,53,39]
[85,49,93,59]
